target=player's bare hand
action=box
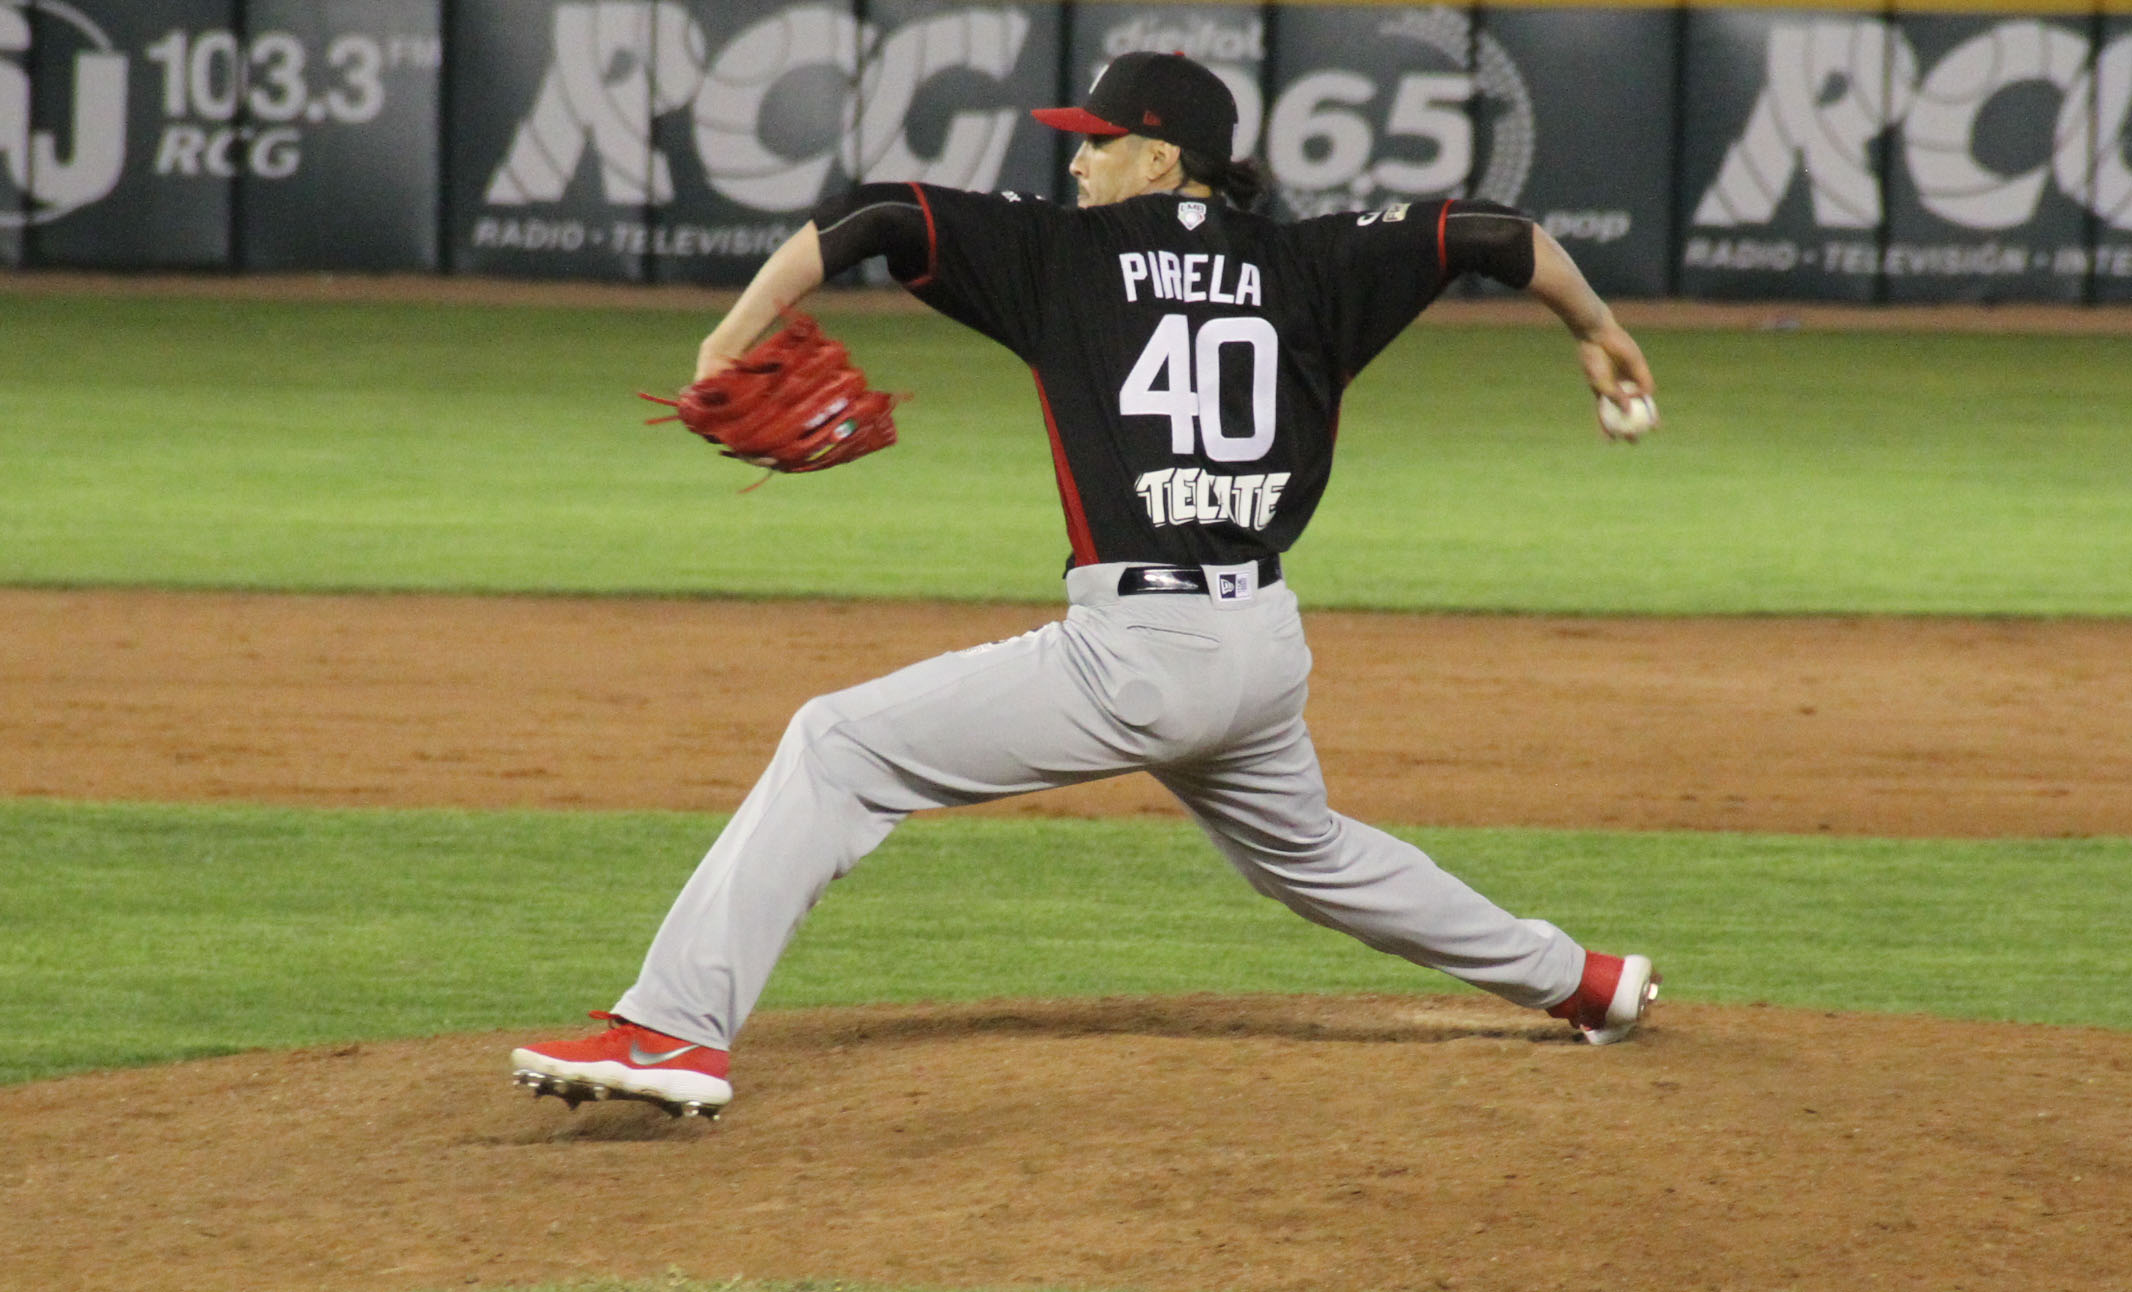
[1577,320,1658,444]
[693,341,738,385]
[1577,318,1653,403]
[1524,229,1658,444]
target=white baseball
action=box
[1597,388,1657,442]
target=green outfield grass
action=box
[2,293,2129,612]
[2,798,2124,1086]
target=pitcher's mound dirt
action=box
[4,588,2130,1292]
[3,996,2128,1292]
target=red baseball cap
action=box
[1031,51,1238,158]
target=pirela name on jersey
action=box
[1118,252,1263,306]
[1135,466,1290,531]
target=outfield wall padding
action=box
[4,0,2130,302]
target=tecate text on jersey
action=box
[1135,467,1291,530]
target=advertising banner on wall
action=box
[660,0,1062,286]
[1677,8,1887,301]
[845,0,1062,207]
[636,0,850,285]
[2094,11,2132,303]
[0,0,24,266]
[11,0,237,269]
[0,0,18,268]
[451,0,1063,286]
[9,0,2127,302]
[1679,5,2132,302]
[235,0,440,272]
[1881,10,2097,304]
[448,0,660,280]
[1477,5,1677,298]
[4,0,437,272]
[1260,4,1475,223]
[1252,4,1670,298]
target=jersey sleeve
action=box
[893,184,1062,361]
[1302,200,1456,380]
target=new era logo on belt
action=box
[1207,561,1258,607]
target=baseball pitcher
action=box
[514,52,1662,1119]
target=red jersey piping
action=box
[1029,370,1099,568]
[1435,200,1451,273]
[904,182,939,288]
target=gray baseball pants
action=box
[616,563,1584,1050]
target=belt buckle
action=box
[1124,566,1202,595]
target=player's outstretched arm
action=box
[694,223,827,381]
[1525,226,1658,439]
[691,183,933,382]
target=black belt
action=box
[1117,556,1281,596]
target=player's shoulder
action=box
[1285,199,1440,240]
[915,183,1060,210]
[915,183,1077,234]
[1266,200,1452,276]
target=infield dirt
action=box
[4,587,2130,1292]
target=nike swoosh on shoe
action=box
[629,1041,701,1066]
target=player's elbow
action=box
[812,183,930,280]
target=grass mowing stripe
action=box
[3,800,2125,1084]
[3,295,2130,611]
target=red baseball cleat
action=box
[510,1011,731,1117]
[1547,951,1660,1045]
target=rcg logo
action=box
[141,26,435,180]
[0,0,126,227]
[1267,6,1532,217]
[1695,19,2132,232]
[487,0,1028,214]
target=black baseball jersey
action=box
[895,184,1455,568]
